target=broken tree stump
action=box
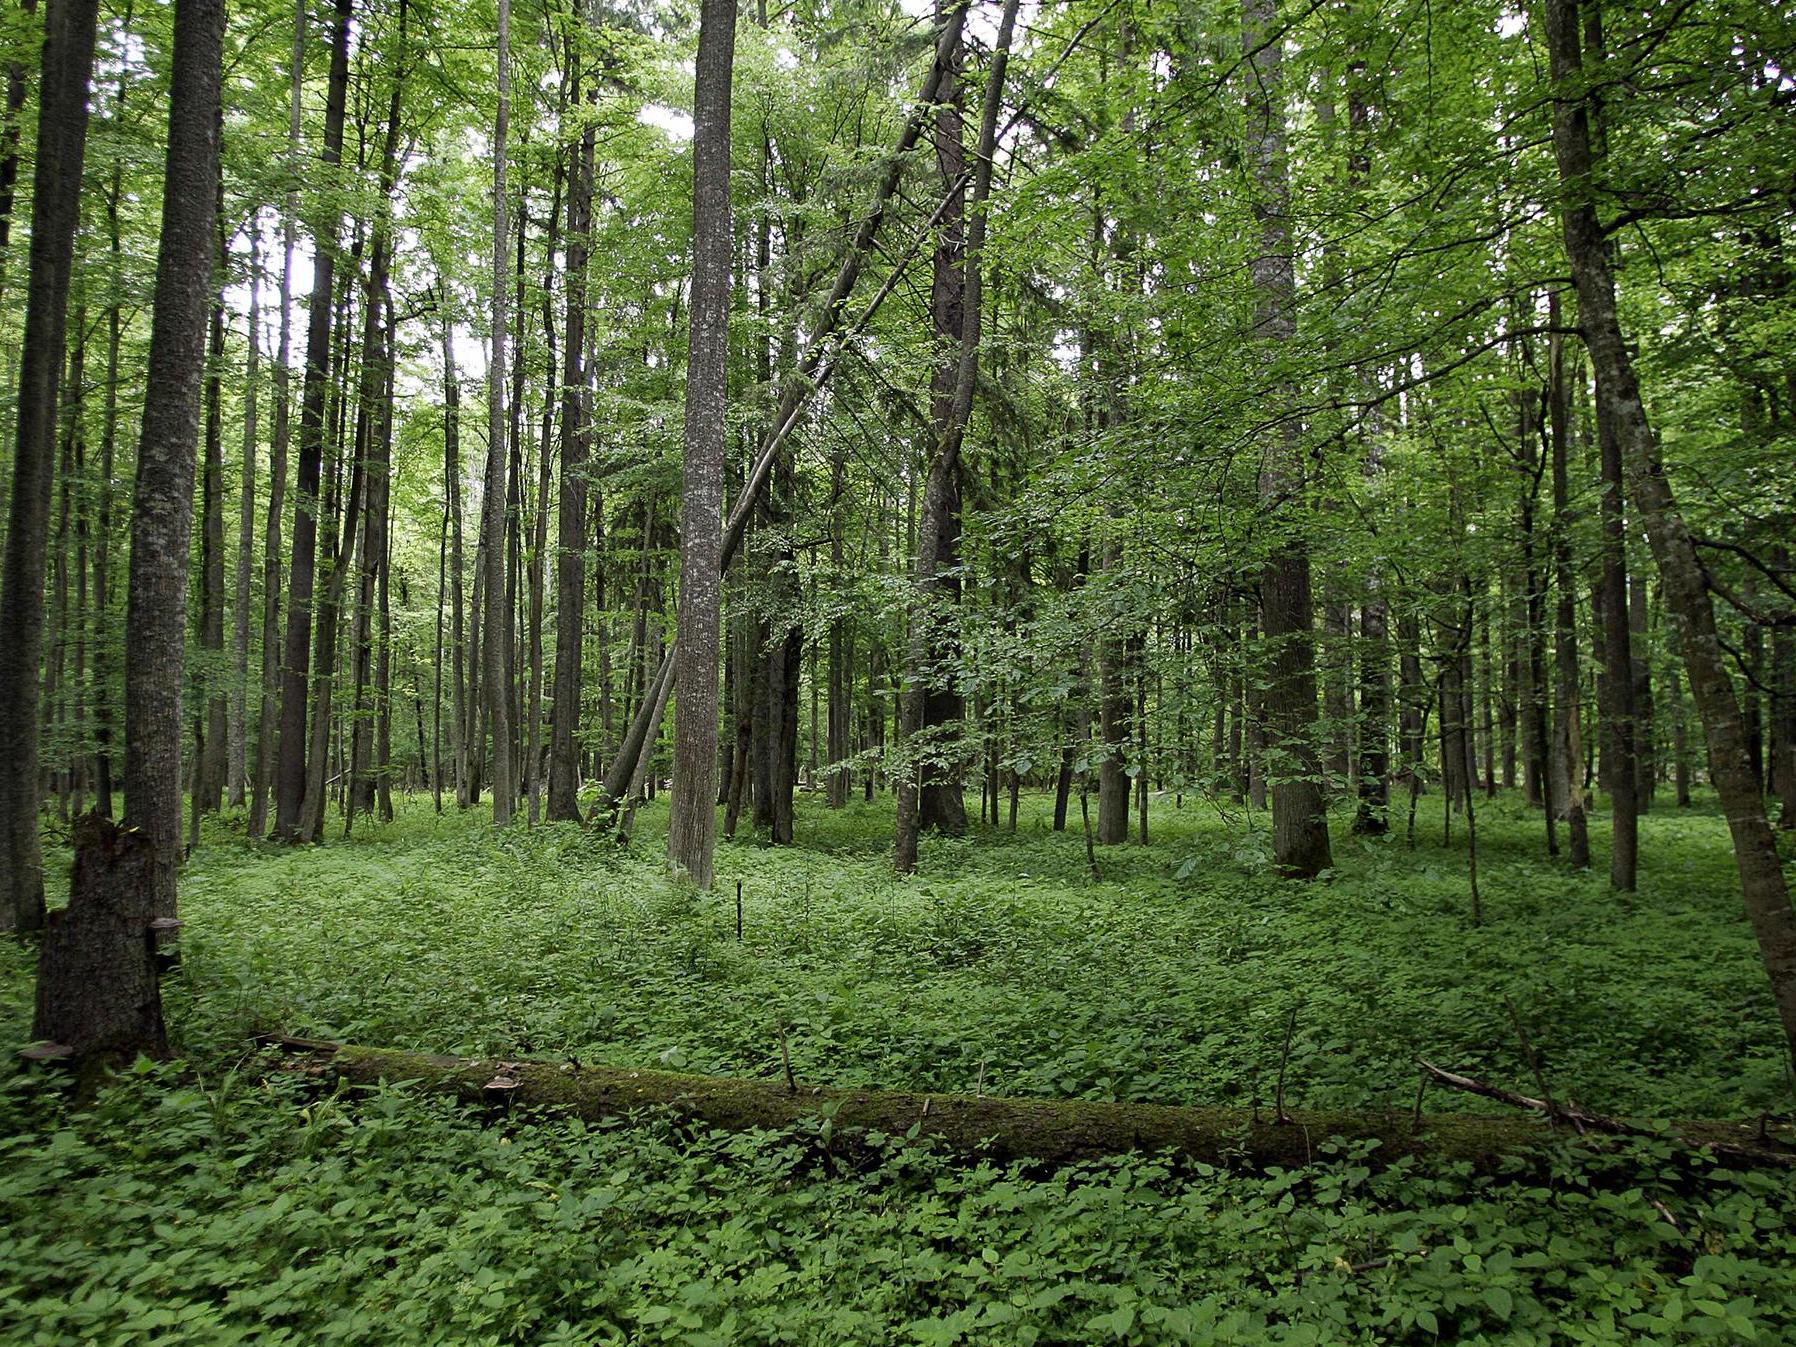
[31,814,169,1066]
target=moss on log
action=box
[269,1036,1796,1171]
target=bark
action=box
[250,1,300,837]
[123,0,223,919]
[484,0,515,826]
[0,0,98,930]
[197,278,227,814]
[229,230,261,808]
[1549,307,1591,866]
[666,0,736,887]
[272,0,353,841]
[1548,0,1796,1061]
[895,0,1017,872]
[1243,0,1329,877]
[913,0,971,843]
[1597,382,1638,889]
[0,0,40,284]
[271,1036,1796,1174]
[33,816,167,1064]
[547,33,595,823]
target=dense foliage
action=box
[6,796,1796,1344]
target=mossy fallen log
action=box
[267,1036,1796,1172]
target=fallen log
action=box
[264,1037,1796,1171]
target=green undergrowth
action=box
[4,789,1796,1345]
[169,791,1790,1118]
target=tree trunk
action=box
[483,0,515,826]
[272,0,353,842]
[1547,0,1796,1061]
[1548,304,1591,866]
[0,0,98,930]
[547,37,595,823]
[229,229,261,808]
[121,0,223,920]
[666,0,736,887]
[33,816,167,1064]
[249,0,302,837]
[196,280,227,815]
[1244,0,1330,878]
[894,0,1016,872]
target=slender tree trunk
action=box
[1549,303,1591,866]
[483,0,515,826]
[1244,0,1330,878]
[196,273,227,815]
[1547,0,1796,1059]
[0,0,98,930]
[249,0,301,837]
[547,35,594,823]
[272,0,353,841]
[228,230,261,808]
[0,0,41,288]
[895,0,1017,872]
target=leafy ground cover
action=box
[4,792,1795,1344]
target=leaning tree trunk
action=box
[0,0,99,931]
[1546,0,1796,1061]
[1243,0,1330,879]
[665,0,736,888]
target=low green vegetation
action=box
[5,794,1795,1344]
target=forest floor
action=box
[4,791,1796,1344]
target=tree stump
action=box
[32,814,168,1065]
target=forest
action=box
[2,0,1796,1338]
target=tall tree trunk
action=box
[1548,302,1591,866]
[272,0,353,841]
[483,0,515,826]
[1597,381,1638,889]
[1244,0,1330,878]
[1546,0,1796,1059]
[894,0,1017,872]
[196,273,227,815]
[122,0,224,922]
[666,0,736,886]
[250,0,302,837]
[229,229,261,808]
[0,0,41,286]
[547,32,594,823]
[0,0,97,930]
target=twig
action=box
[1504,996,1574,1132]
[1274,1005,1299,1125]
[777,1021,797,1094]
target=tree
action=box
[1243,0,1331,880]
[1544,0,1796,1062]
[0,0,98,931]
[665,0,737,888]
[34,0,222,1061]
[483,0,515,827]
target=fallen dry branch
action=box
[262,1036,1796,1171]
[1418,1059,1796,1166]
